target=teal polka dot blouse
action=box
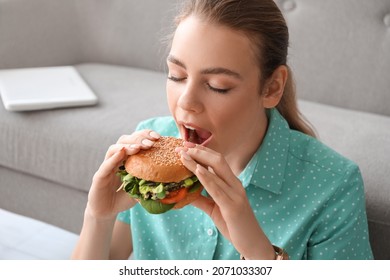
[117,108,373,260]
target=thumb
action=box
[191,195,215,217]
[115,191,138,213]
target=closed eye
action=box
[167,76,186,82]
[168,75,231,94]
[207,84,230,94]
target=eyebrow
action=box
[167,54,242,80]
[167,55,186,69]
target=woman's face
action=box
[167,16,268,165]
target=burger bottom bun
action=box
[173,185,204,209]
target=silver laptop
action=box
[0,66,98,111]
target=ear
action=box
[261,65,288,108]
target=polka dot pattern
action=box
[117,109,373,260]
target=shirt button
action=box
[207,229,214,236]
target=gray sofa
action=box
[0,0,389,259]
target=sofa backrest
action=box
[0,0,177,70]
[1,0,389,116]
[275,0,390,117]
[74,0,177,71]
[0,0,83,67]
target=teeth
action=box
[184,124,196,130]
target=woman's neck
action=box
[226,111,269,176]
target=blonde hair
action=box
[175,0,316,137]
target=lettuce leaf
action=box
[139,199,175,214]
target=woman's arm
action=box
[71,211,132,260]
[71,207,118,259]
[110,220,133,260]
[71,130,160,259]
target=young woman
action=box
[72,0,373,260]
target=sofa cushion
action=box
[0,64,170,193]
[299,100,390,228]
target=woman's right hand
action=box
[86,129,160,220]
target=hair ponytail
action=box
[277,66,316,137]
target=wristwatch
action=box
[240,245,289,260]
[273,245,289,260]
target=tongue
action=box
[188,129,212,144]
[188,129,202,144]
[196,128,212,140]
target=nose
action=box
[177,81,204,113]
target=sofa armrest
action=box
[0,0,82,69]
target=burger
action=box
[116,136,203,214]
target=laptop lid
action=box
[0,66,98,111]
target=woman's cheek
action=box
[166,83,179,113]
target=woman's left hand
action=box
[177,142,275,260]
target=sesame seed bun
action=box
[125,136,194,183]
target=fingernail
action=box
[142,139,154,147]
[149,131,160,139]
[181,150,192,161]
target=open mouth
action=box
[183,124,212,145]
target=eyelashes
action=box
[207,84,229,94]
[167,76,186,82]
[167,75,231,94]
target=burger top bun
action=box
[125,136,193,183]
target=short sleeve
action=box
[117,209,131,224]
[307,165,373,259]
[132,120,148,133]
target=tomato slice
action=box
[160,187,188,205]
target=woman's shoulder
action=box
[136,116,179,137]
[288,130,360,178]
